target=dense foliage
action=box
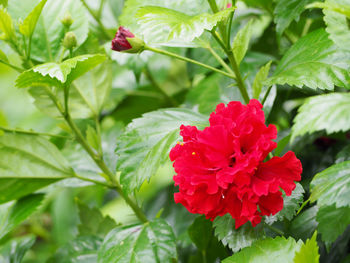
[0,0,350,262]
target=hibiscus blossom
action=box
[169,99,302,228]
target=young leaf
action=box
[316,204,350,248]
[16,54,106,88]
[77,200,117,237]
[116,108,208,193]
[307,1,350,18]
[252,60,272,99]
[265,183,305,224]
[292,93,350,140]
[274,0,311,35]
[135,5,235,44]
[0,6,17,43]
[0,235,36,263]
[324,0,350,51]
[8,0,88,62]
[232,20,253,66]
[0,133,73,203]
[98,218,177,263]
[310,161,350,208]
[0,194,44,240]
[188,215,213,251]
[213,214,265,253]
[266,29,350,90]
[293,232,320,263]
[19,0,47,37]
[222,236,303,263]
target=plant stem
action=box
[81,0,111,40]
[143,66,177,106]
[0,126,70,139]
[262,85,273,105]
[74,173,112,188]
[145,46,236,79]
[0,60,24,72]
[207,45,235,75]
[210,31,250,103]
[264,223,284,235]
[46,87,148,223]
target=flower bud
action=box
[63,31,77,49]
[111,26,144,54]
[61,12,74,28]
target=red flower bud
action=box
[111,26,145,53]
[227,3,232,8]
[111,26,134,51]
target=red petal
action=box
[258,191,283,216]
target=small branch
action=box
[74,173,111,188]
[80,0,111,40]
[262,85,273,106]
[145,46,236,79]
[0,60,24,73]
[0,126,70,139]
[207,45,235,75]
[143,66,177,106]
[45,87,148,223]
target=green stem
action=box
[264,223,284,235]
[0,60,24,72]
[261,85,273,105]
[202,250,207,263]
[0,126,70,139]
[207,0,227,44]
[207,45,235,75]
[227,53,249,103]
[145,46,235,79]
[210,30,250,103]
[46,87,148,223]
[81,0,111,40]
[74,173,111,188]
[143,66,177,106]
[97,0,106,18]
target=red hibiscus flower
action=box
[111,26,145,53]
[169,99,302,228]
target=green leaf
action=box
[120,0,211,43]
[0,194,44,240]
[232,20,253,66]
[77,200,117,237]
[289,206,318,241]
[135,5,235,44]
[252,61,272,99]
[51,235,102,263]
[188,216,213,251]
[213,214,265,253]
[336,145,350,163]
[16,54,106,88]
[310,161,350,207]
[0,49,9,62]
[266,29,350,90]
[8,0,89,62]
[293,232,320,263]
[307,1,350,18]
[116,108,207,193]
[0,133,73,203]
[98,218,177,263]
[222,236,303,263]
[0,6,17,43]
[0,235,36,263]
[292,93,350,140]
[72,59,112,115]
[274,0,311,35]
[19,0,47,37]
[265,183,305,224]
[324,0,350,52]
[316,205,350,248]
